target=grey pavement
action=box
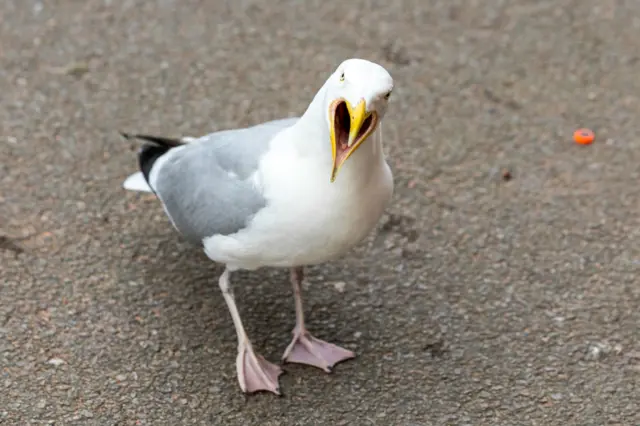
[1,0,640,425]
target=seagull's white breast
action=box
[203,131,394,270]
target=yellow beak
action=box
[329,99,377,182]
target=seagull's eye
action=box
[339,72,345,82]
[384,91,392,100]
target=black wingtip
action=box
[120,131,186,187]
[118,131,135,141]
[119,132,184,148]
[139,143,171,184]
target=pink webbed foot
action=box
[282,328,355,372]
[237,343,283,395]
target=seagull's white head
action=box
[323,58,394,182]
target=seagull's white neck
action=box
[289,84,387,182]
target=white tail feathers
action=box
[123,172,153,192]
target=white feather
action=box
[123,172,153,192]
[203,127,393,270]
[201,59,395,270]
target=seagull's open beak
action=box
[329,98,378,182]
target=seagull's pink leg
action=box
[218,269,282,394]
[282,267,355,371]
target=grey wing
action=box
[152,117,298,243]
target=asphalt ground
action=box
[1,0,640,424]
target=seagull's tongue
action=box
[335,102,351,157]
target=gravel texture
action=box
[2,0,640,425]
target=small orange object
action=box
[573,128,595,145]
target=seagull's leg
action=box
[282,267,355,372]
[218,268,283,394]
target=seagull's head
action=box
[324,58,394,182]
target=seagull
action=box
[121,58,395,395]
